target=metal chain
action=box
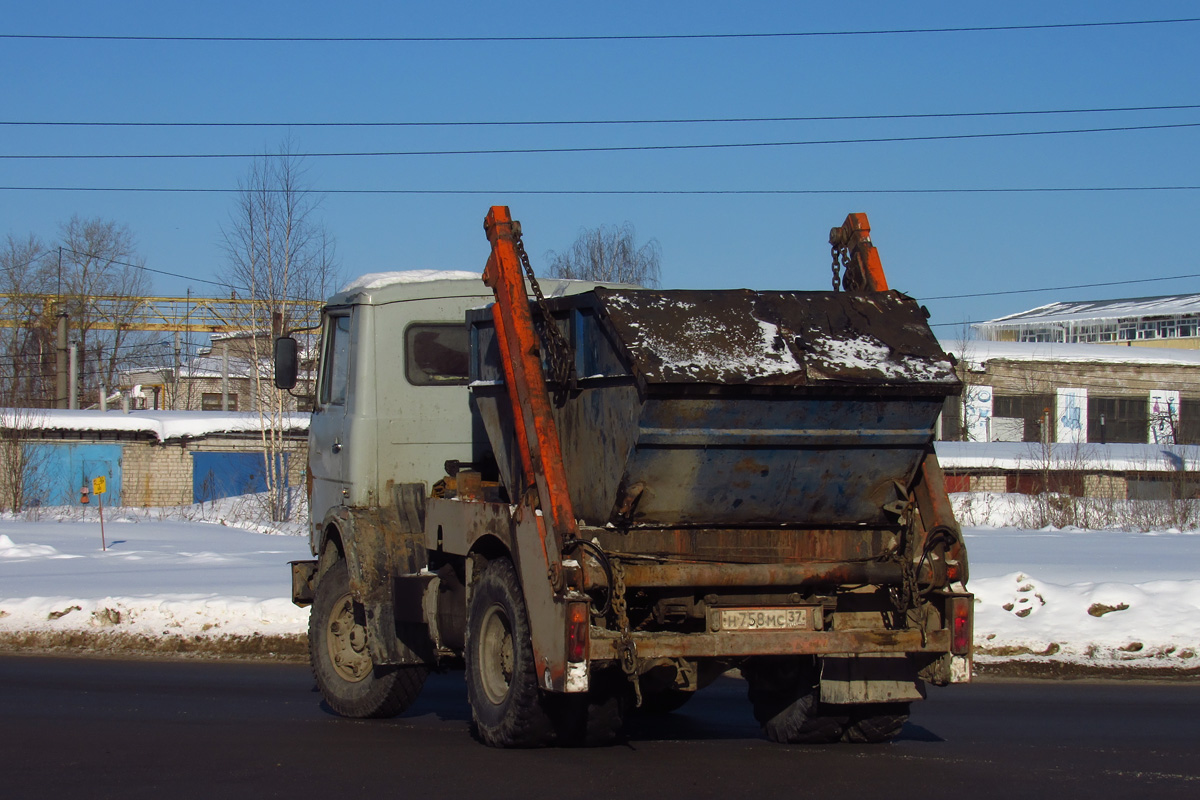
[512,227,577,396]
[610,559,642,707]
[894,504,921,613]
[830,242,842,292]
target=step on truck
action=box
[274,206,972,747]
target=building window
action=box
[993,394,1055,442]
[201,393,238,411]
[1087,396,1148,443]
[405,323,469,386]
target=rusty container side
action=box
[467,289,960,529]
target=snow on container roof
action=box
[0,409,309,443]
[979,294,1200,326]
[940,339,1200,370]
[593,288,958,386]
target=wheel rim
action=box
[478,602,515,705]
[326,591,372,682]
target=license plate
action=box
[713,607,811,632]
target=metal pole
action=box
[98,490,106,552]
[173,330,181,410]
[68,343,78,410]
[221,341,229,411]
[55,312,69,409]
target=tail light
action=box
[566,602,589,663]
[947,594,973,655]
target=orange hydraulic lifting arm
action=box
[481,206,578,592]
[829,212,890,292]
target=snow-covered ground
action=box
[1,495,1197,674]
[0,500,312,657]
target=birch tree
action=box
[221,141,339,521]
[544,222,662,287]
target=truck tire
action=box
[309,559,428,719]
[743,656,846,744]
[842,703,910,743]
[466,558,555,747]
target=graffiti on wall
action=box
[1149,389,1181,445]
[964,384,993,442]
[1056,387,1088,444]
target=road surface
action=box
[1,655,1197,799]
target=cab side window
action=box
[320,314,352,405]
[405,323,469,386]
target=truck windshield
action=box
[321,314,352,405]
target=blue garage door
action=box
[25,443,123,507]
[192,451,288,502]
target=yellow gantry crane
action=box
[0,294,323,333]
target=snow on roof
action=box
[980,294,1200,326]
[339,270,481,293]
[936,441,1200,472]
[0,409,309,442]
[940,338,1200,369]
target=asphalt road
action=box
[1,655,1197,799]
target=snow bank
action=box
[972,571,1200,667]
[2,496,1199,672]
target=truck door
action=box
[309,309,353,529]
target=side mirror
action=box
[274,336,298,390]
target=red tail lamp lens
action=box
[948,595,973,655]
[567,602,589,663]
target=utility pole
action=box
[173,330,181,410]
[55,312,69,409]
[68,343,78,410]
[221,341,229,411]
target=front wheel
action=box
[309,559,428,718]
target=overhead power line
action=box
[5,121,1198,160]
[4,103,1198,128]
[925,273,1200,301]
[3,185,1198,196]
[3,18,1198,43]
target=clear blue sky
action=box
[2,1,1198,336]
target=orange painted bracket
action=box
[830,212,889,292]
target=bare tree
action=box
[0,235,54,405]
[58,216,154,401]
[221,141,339,521]
[0,407,51,512]
[544,222,662,287]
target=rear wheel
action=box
[309,559,428,718]
[743,656,846,744]
[842,703,910,743]
[466,558,555,747]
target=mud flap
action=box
[820,654,927,704]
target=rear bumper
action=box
[589,627,951,660]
